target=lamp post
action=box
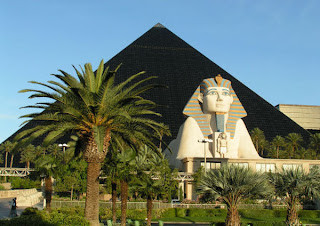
[58,143,69,153]
[198,138,213,172]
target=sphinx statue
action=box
[166,74,261,169]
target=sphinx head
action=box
[197,75,233,114]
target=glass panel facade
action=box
[256,163,275,173]
[282,164,301,170]
[201,162,221,170]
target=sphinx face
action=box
[201,87,233,114]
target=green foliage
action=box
[0,184,5,190]
[9,177,40,189]
[160,208,176,218]
[0,207,89,226]
[175,208,186,217]
[250,222,285,226]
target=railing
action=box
[0,167,34,177]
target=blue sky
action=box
[1,0,319,143]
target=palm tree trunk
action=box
[226,206,240,226]
[120,180,128,226]
[45,176,53,211]
[286,198,299,226]
[70,185,73,201]
[10,154,14,168]
[276,146,279,159]
[147,195,153,226]
[5,152,8,168]
[112,181,117,223]
[85,162,101,226]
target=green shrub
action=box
[251,221,285,226]
[273,209,286,218]
[298,210,320,218]
[10,177,40,189]
[0,184,5,190]
[239,209,275,218]
[175,208,186,217]
[206,209,227,217]
[187,208,207,217]
[160,208,176,218]
[127,209,146,220]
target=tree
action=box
[15,60,170,226]
[35,154,61,210]
[285,133,303,159]
[197,165,273,226]
[55,158,87,200]
[20,144,36,168]
[132,145,169,226]
[269,167,320,225]
[0,141,14,168]
[250,128,268,156]
[269,135,285,159]
[309,133,320,156]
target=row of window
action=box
[200,162,320,172]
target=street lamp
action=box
[198,138,213,172]
[58,143,69,154]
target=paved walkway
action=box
[0,197,44,219]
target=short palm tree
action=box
[15,60,170,226]
[197,165,273,226]
[269,167,320,225]
[286,133,303,159]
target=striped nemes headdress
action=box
[182,75,247,139]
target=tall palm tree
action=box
[20,144,36,168]
[309,133,320,155]
[270,135,285,159]
[250,128,267,156]
[15,60,170,226]
[286,133,303,159]
[197,165,273,226]
[132,145,168,226]
[269,167,320,225]
[0,141,14,168]
[35,154,60,210]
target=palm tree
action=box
[286,133,303,159]
[269,167,320,225]
[270,135,285,159]
[197,165,273,226]
[20,144,36,168]
[309,133,320,155]
[250,128,267,156]
[15,60,170,226]
[35,154,60,210]
[0,141,14,168]
[132,145,168,226]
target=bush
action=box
[298,210,320,218]
[175,208,186,217]
[10,177,40,189]
[0,184,5,190]
[250,221,285,226]
[187,208,207,217]
[239,209,275,218]
[160,208,176,218]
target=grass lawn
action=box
[156,215,320,224]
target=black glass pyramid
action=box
[4,23,309,147]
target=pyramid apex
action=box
[153,23,166,28]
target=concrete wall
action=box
[276,104,320,130]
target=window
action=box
[256,163,275,173]
[310,164,320,170]
[201,162,221,170]
[282,164,301,170]
[230,162,249,168]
